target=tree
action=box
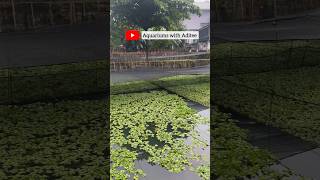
[111,0,200,60]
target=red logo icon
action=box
[125,30,140,41]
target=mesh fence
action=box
[111,49,210,71]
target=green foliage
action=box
[110,91,209,179]
[111,0,200,31]
[111,80,159,95]
[158,75,210,106]
[212,40,320,76]
[111,74,209,94]
[214,66,320,144]
[0,60,107,104]
[111,0,200,51]
[195,164,210,180]
[0,100,107,178]
[110,75,297,179]
[212,108,296,179]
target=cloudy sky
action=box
[194,0,210,10]
[194,0,210,2]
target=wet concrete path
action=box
[110,65,209,84]
[217,106,320,179]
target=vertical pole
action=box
[30,3,36,29]
[72,1,76,23]
[69,2,73,24]
[274,0,277,18]
[213,0,218,22]
[83,0,86,20]
[251,0,254,20]
[240,0,244,20]
[49,2,54,25]
[97,0,100,12]
[11,0,16,30]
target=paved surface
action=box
[218,106,320,179]
[0,19,107,68]
[219,106,317,159]
[111,65,210,83]
[280,148,320,179]
[213,9,320,42]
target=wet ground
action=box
[218,105,320,179]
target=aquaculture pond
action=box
[111,74,297,179]
[0,100,107,179]
[110,75,210,180]
[214,66,320,145]
[110,91,209,180]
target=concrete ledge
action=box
[110,59,210,72]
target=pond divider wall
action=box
[110,59,210,72]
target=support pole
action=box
[274,0,277,18]
[83,0,86,19]
[69,2,73,24]
[11,0,16,30]
[251,0,254,20]
[30,3,36,28]
[97,0,100,12]
[49,2,54,25]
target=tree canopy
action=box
[111,0,200,48]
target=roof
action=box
[183,9,210,30]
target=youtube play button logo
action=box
[125,30,140,41]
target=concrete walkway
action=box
[218,106,320,179]
[111,65,210,83]
[280,148,320,179]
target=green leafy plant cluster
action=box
[165,82,209,106]
[110,74,301,179]
[157,75,210,107]
[214,66,320,144]
[0,60,107,104]
[212,108,298,180]
[0,100,108,179]
[212,40,320,75]
[110,91,209,179]
[111,74,210,106]
[110,80,159,95]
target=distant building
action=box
[198,23,210,52]
[183,0,210,52]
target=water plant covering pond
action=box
[214,66,320,145]
[110,91,209,179]
[0,100,107,179]
[111,74,299,179]
[0,71,306,179]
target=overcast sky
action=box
[194,0,210,10]
[194,0,210,2]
